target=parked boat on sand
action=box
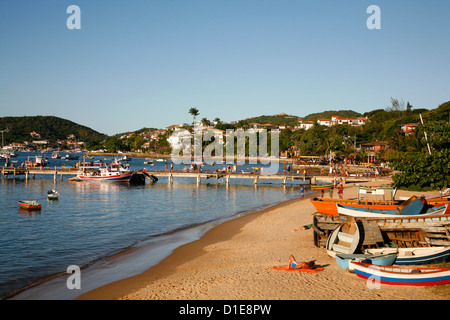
[349,261,450,286]
[326,217,360,257]
[337,203,448,219]
[365,246,450,265]
[311,196,450,216]
[336,253,397,271]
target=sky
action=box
[0,0,449,135]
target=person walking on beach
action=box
[300,185,305,198]
[338,185,344,199]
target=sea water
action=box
[0,153,310,299]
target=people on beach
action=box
[338,185,344,199]
[292,224,312,232]
[300,185,305,198]
[288,255,316,270]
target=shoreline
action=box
[78,177,447,300]
[76,194,309,300]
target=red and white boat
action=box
[18,200,41,211]
[72,160,133,182]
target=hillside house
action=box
[361,141,389,163]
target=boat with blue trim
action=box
[349,261,450,286]
[365,246,450,265]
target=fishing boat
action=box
[349,261,450,286]
[365,247,450,265]
[47,189,59,200]
[64,153,79,160]
[18,200,41,211]
[335,253,397,271]
[25,155,48,167]
[336,196,448,218]
[311,184,334,190]
[119,155,132,162]
[73,161,133,182]
[311,196,450,216]
[51,152,61,159]
[311,197,400,216]
[337,203,448,219]
[326,217,360,257]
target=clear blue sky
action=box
[1,0,449,135]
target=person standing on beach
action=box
[300,185,305,198]
[329,187,333,198]
[338,185,344,199]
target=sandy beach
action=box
[78,177,448,300]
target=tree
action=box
[201,118,211,127]
[391,121,450,190]
[189,108,200,125]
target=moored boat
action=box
[47,189,59,200]
[311,184,334,190]
[365,246,450,265]
[25,155,48,167]
[18,200,41,211]
[349,261,450,286]
[74,161,133,182]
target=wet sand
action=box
[78,178,447,300]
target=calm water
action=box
[1,153,310,299]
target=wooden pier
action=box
[1,166,371,186]
[131,170,371,186]
[1,166,78,181]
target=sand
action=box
[78,178,448,300]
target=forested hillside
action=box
[0,116,107,145]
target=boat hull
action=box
[311,198,399,216]
[365,247,450,265]
[312,184,334,190]
[311,197,450,216]
[326,217,360,257]
[337,203,448,219]
[77,173,132,181]
[18,201,41,211]
[350,261,450,286]
[336,253,397,270]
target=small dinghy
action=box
[47,189,59,200]
[365,247,450,265]
[18,200,41,211]
[336,253,397,271]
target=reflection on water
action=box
[1,154,307,299]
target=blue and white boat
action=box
[336,201,448,218]
[365,246,450,265]
[349,261,450,286]
[336,253,397,271]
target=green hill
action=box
[238,113,300,127]
[0,116,107,145]
[302,110,362,121]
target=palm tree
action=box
[201,118,211,127]
[188,108,200,125]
